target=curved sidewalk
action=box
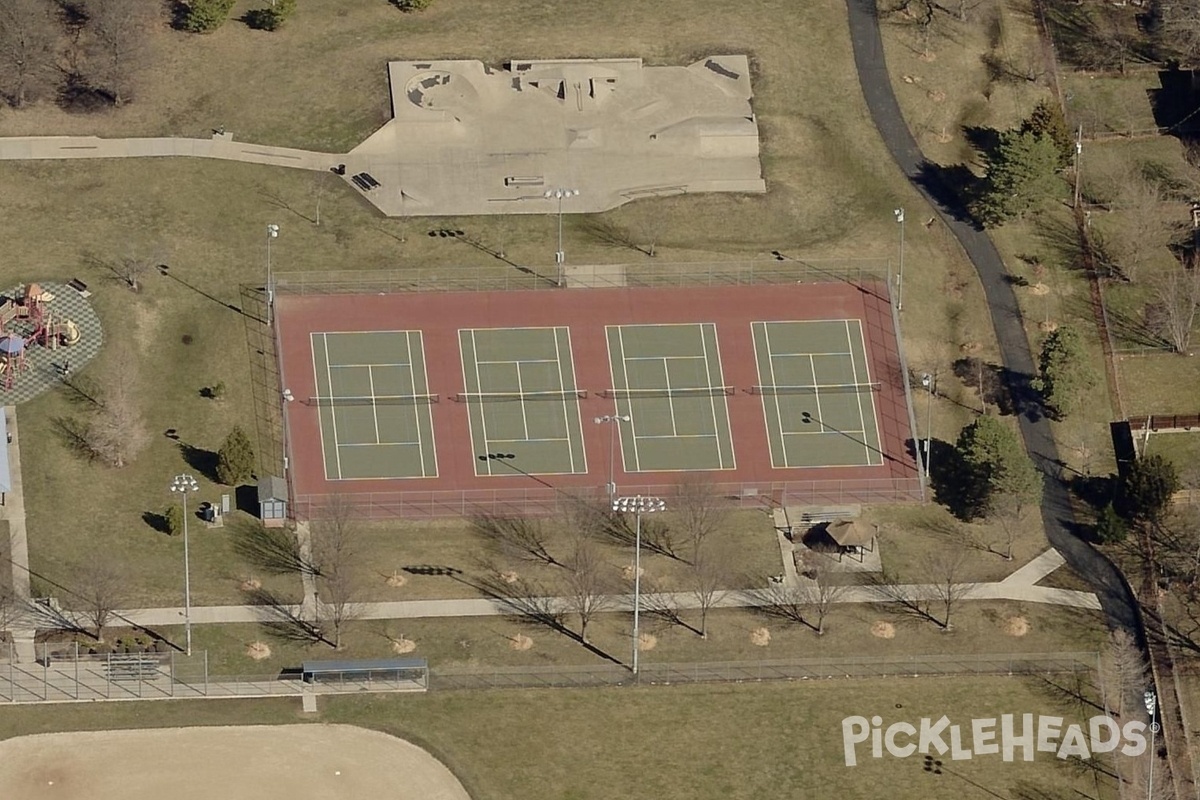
[843,0,1139,637]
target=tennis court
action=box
[605,323,736,473]
[309,331,438,480]
[458,327,589,476]
[751,320,883,468]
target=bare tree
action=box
[988,493,1025,561]
[310,495,364,649]
[0,0,58,108]
[1149,264,1200,354]
[86,340,149,468]
[82,0,157,106]
[921,546,973,630]
[1103,169,1176,283]
[1099,629,1149,721]
[674,475,730,563]
[688,546,730,638]
[473,513,560,567]
[561,536,612,644]
[755,580,809,626]
[74,557,125,642]
[1126,755,1175,800]
[797,552,848,635]
[1152,0,1200,67]
[86,245,163,293]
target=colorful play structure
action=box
[0,283,82,390]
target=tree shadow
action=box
[59,374,104,409]
[928,438,985,520]
[235,484,259,514]
[158,265,248,318]
[962,124,1001,161]
[141,511,171,535]
[581,217,653,257]
[242,585,330,646]
[178,442,219,483]
[1067,473,1117,512]
[1033,210,1089,273]
[1148,67,1200,135]
[913,160,983,227]
[952,356,1043,420]
[231,516,309,576]
[49,415,95,462]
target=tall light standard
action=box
[593,414,630,503]
[544,188,578,287]
[893,208,905,311]
[1144,690,1159,800]
[611,495,666,677]
[169,473,200,656]
[921,372,935,484]
[265,223,279,326]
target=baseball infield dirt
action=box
[0,724,472,799]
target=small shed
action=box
[257,475,288,527]
[825,519,877,563]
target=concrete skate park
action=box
[0,56,765,218]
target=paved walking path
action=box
[72,547,1096,630]
[843,0,1139,637]
[0,135,338,172]
[1,409,35,663]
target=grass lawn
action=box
[144,594,1105,676]
[1141,431,1200,487]
[0,0,996,609]
[0,677,1120,800]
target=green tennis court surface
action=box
[459,327,589,476]
[751,320,883,468]
[310,331,438,480]
[605,323,736,472]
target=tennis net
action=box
[451,389,588,403]
[305,394,440,407]
[601,386,735,399]
[749,382,881,396]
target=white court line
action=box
[768,351,854,359]
[699,323,728,469]
[328,361,413,369]
[490,436,571,444]
[564,328,588,474]
[615,326,643,472]
[322,333,345,480]
[662,358,680,437]
[623,354,707,362]
[310,333,332,481]
[340,441,422,448]
[471,330,492,474]
[783,428,869,437]
[809,354,827,448]
[404,332,425,475]
[635,434,719,440]
[416,332,439,478]
[845,319,873,466]
[458,330,486,476]
[515,361,532,440]
[553,328,578,473]
[474,357,560,366]
[759,323,790,468]
[367,365,382,444]
[852,320,884,467]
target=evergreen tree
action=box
[217,426,256,486]
[974,130,1062,225]
[246,0,296,31]
[182,0,236,32]
[1020,99,1074,168]
[954,415,1042,519]
[1033,326,1097,419]
[1095,502,1128,544]
[1119,454,1179,524]
[165,504,184,536]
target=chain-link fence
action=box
[272,258,891,295]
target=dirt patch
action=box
[927,89,946,102]
[638,632,657,651]
[1030,282,1051,296]
[1038,320,1059,333]
[871,621,896,639]
[385,571,409,588]
[245,641,271,660]
[750,627,771,647]
[238,577,261,592]
[621,564,646,581]
[508,633,533,651]
[391,636,417,654]
[1003,616,1029,637]
[499,570,520,585]
[960,341,982,354]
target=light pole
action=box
[170,473,200,656]
[594,415,630,503]
[611,495,666,677]
[921,372,935,484]
[893,208,905,311]
[1144,690,1158,800]
[266,223,279,326]
[544,188,578,287]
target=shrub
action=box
[246,0,296,31]
[210,381,226,400]
[183,0,237,32]
[1095,502,1128,544]
[217,425,256,485]
[391,0,433,10]
[165,504,184,536]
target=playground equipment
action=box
[0,283,81,390]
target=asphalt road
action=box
[843,0,1140,637]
